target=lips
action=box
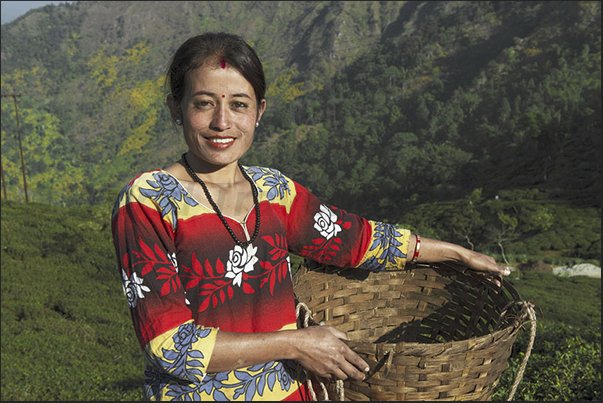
[206,136,235,149]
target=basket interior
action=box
[294,263,522,345]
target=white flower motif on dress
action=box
[314,204,342,240]
[122,269,151,308]
[226,244,258,287]
[167,252,190,305]
[168,252,179,273]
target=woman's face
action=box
[170,62,265,170]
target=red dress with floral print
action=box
[111,165,411,401]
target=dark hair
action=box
[166,32,266,108]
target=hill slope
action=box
[1,199,600,401]
[1,1,600,261]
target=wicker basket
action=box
[293,262,535,401]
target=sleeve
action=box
[281,173,412,271]
[111,171,218,385]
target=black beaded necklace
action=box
[180,153,260,248]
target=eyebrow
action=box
[192,91,252,99]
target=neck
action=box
[181,152,242,186]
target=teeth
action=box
[208,138,234,144]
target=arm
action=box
[112,172,217,385]
[409,234,511,276]
[208,326,370,381]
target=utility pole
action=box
[1,93,28,202]
[1,156,7,200]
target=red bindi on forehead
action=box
[221,59,226,69]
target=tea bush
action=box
[1,200,600,400]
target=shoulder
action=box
[112,169,197,216]
[241,165,296,202]
[242,165,291,182]
[119,169,179,196]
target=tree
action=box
[444,188,485,250]
[487,210,519,269]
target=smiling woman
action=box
[110,32,510,401]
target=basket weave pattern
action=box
[293,262,531,401]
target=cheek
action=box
[182,110,207,128]
[238,113,258,128]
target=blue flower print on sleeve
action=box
[144,323,213,400]
[244,166,291,201]
[139,172,198,230]
[206,361,297,400]
[359,256,382,271]
[359,222,407,271]
[231,361,295,400]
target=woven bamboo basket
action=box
[293,261,535,401]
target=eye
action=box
[231,101,248,109]
[193,100,213,109]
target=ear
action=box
[256,99,267,124]
[166,94,182,124]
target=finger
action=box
[341,348,369,381]
[344,348,370,373]
[335,358,366,382]
[478,264,509,276]
[323,325,350,341]
[493,265,511,276]
[473,256,510,276]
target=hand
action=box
[458,247,510,277]
[291,325,369,382]
[413,236,510,287]
[456,247,510,288]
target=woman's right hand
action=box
[289,325,369,382]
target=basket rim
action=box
[293,262,532,350]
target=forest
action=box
[1,1,600,265]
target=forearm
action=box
[207,329,296,373]
[411,236,464,264]
[408,234,510,276]
[208,326,369,382]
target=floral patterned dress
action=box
[111,165,411,401]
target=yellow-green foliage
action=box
[87,45,121,95]
[266,68,306,103]
[117,76,165,157]
[87,41,152,98]
[81,41,166,179]
[20,110,86,203]
[1,68,86,204]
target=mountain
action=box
[1,1,600,261]
[1,0,408,202]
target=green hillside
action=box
[1,1,600,265]
[0,199,142,400]
[1,199,600,400]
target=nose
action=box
[210,105,231,131]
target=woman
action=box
[111,32,510,401]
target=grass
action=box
[1,199,600,400]
[506,271,601,328]
[1,199,144,401]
